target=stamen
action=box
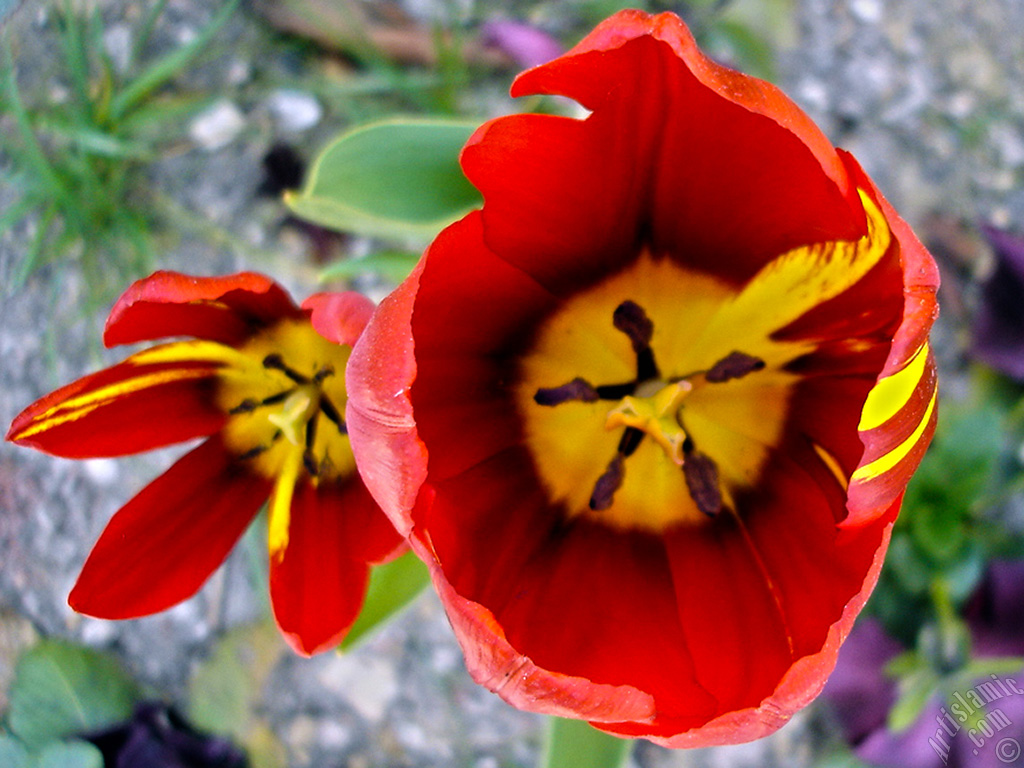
[613,300,659,381]
[612,300,654,353]
[319,395,347,433]
[312,365,335,384]
[262,353,310,385]
[706,351,766,383]
[683,449,723,517]
[303,450,320,476]
[589,453,625,511]
[595,381,637,400]
[237,445,268,460]
[229,398,259,414]
[535,377,600,406]
[618,426,645,457]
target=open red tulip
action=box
[7,271,404,656]
[346,9,939,747]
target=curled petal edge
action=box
[345,259,428,536]
[509,9,854,210]
[842,153,940,530]
[302,291,376,347]
[408,494,657,725]
[104,270,300,347]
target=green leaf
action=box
[187,621,283,741]
[0,735,30,768]
[8,640,139,750]
[540,717,632,768]
[319,251,421,284]
[888,667,940,733]
[340,550,431,651]
[286,118,482,241]
[34,741,104,768]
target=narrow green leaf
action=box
[39,120,152,160]
[8,640,139,749]
[57,0,92,115]
[34,741,104,768]
[13,204,57,290]
[541,717,632,768]
[340,551,431,651]
[0,195,35,237]
[319,251,421,284]
[0,735,30,768]
[2,45,67,200]
[109,0,240,122]
[286,118,482,241]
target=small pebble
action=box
[189,100,246,151]
[266,90,323,133]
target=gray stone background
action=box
[1,0,1022,766]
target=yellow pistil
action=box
[605,380,692,464]
[267,386,318,446]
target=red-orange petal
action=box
[103,270,300,347]
[6,352,226,458]
[269,480,373,656]
[302,291,375,347]
[69,436,269,618]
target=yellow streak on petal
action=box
[811,441,849,491]
[858,342,929,431]
[686,190,891,365]
[12,367,214,441]
[267,445,303,561]
[851,389,937,483]
[131,340,264,370]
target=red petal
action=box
[269,479,375,656]
[345,259,427,537]
[69,437,269,618]
[420,527,658,723]
[7,352,225,458]
[461,11,862,291]
[302,291,375,347]
[103,271,300,347]
[416,446,717,725]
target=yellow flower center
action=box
[216,318,356,485]
[514,192,896,534]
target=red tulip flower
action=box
[346,10,939,747]
[7,271,403,656]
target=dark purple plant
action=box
[85,702,247,768]
[824,562,1024,768]
[972,226,1024,380]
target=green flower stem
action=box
[540,717,632,768]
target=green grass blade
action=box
[13,204,57,290]
[0,195,35,237]
[1,43,68,200]
[132,0,170,66]
[57,0,92,115]
[108,0,241,122]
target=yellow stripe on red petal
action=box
[852,388,936,484]
[857,341,930,431]
[688,190,891,367]
[267,445,303,561]
[10,366,215,443]
[846,347,938,526]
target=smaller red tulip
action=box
[7,271,404,656]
